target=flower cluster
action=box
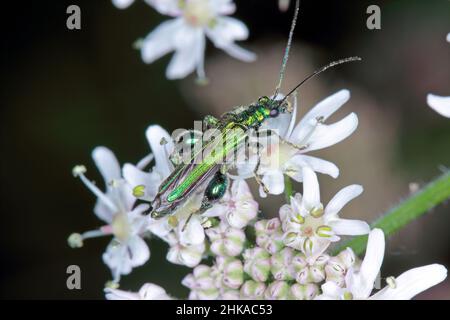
[70,89,447,299]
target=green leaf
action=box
[333,170,450,255]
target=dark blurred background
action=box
[1,0,449,299]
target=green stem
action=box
[284,175,294,203]
[333,170,450,256]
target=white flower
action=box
[242,90,358,197]
[318,229,448,300]
[140,0,256,80]
[205,220,246,256]
[204,179,258,229]
[280,166,369,257]
[105,283,171,300]
[165,230,206,267]
[426,33,450,118]
[70,147,150,282]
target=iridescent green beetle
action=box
[149,0,360,222]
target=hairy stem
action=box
[333,170,450,255]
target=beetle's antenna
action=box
[273,0,300,99]
[278,56,362,105]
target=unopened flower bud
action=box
[290,283,319,300]
[255,218,284,254]
[264,281,291,300]
[240,280,266,299]
[243,247,271,282]
[271,247,295,281]
[222,259,244,289]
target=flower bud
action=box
[290,283,319,300]
[271,247,295,281]
[264,281,291,300]
[222,258,244,289]
[240,280,266,299]
[255,218,284,254]
[206,222,246,257]
[243,247,271,282]
[182,265,219,300]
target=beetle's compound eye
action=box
[269,108,279,118]
[258,96,270,105]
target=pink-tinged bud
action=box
[264,281,291,300]
[206,222,246,257]
[271,247,295,281]
[255,218,284,254]
[335,248,356,269]
[182,265,219,300]
[222,259,244,289]
[243,247,271,282]
[240,280,266,299]
[290,283,319,300]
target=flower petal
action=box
[427,94,450,118]
[166,26,205,79]
[285,154,339,180]
[348,228,385,298]
[105,288,140,300]
[370,264,447,300]
[145,125,174,179]
[92,146,121,185]
[291,89,350,143]
[139,283,171,300]
[261,170,285,195]
[112,0,135,9]
[144,0,181,16]
[302,113,358,152]
[179,215,205,246]
[328,218,370,236]
[218,42,256,62]
[127,236,151,267]
[318,281,343,300]
[301,166,321,210]
[122,163,161,201]
[325,184,363,217]
[207,17,249,45]
[141,19,182,64]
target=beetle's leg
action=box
[266,116,324,151]
[264,129,308,151]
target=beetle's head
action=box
[257,96,292,118]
